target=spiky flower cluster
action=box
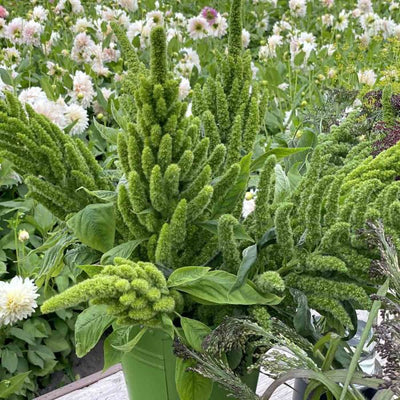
[41,257,181,326]
[234,109,400,330]
[191,0,261,158]
[113,3,259,271]
[0,92,112,219]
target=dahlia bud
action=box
[18,230,29,242]
[245,191,254,201]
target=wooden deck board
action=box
[35,366,294,400]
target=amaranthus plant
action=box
[35,2,282,397]
[231,92,400,336]
[0,93,113,219]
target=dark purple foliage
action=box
[391,94,400,113]
[364,90,383,109]
[372,122,400,157]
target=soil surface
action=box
[38,339,105,395]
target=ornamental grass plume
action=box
[0,277,39,326]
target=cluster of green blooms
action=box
[191,0,262,159]
[237,111,400,329]
[113,2,259,272]
[244,99,400,329]
[0,93,112,219]
[41,257,182,327]
[0,0,264,334]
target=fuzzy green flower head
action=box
[41,258,182,327]
[254,271,285,293]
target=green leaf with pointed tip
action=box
[111,100,129,131]
[0,371,31,399]
[77,187,117,202]
[170,270,282,306]
[197,220,254,242]
[75,305,115,358]
[77,264,104,277]
[67,203,115,253]
[111,327,147,352]
[175,359,213,400]
[101,238,148,265]
[167,267,211,288]
[251,147,310,171]
[93,118,120,144]
[181,318,211,352]
[1,349,18,373]
[230,244,258,292]
[103,326,135,371]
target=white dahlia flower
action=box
[0,277,39,326]
[65,103,88,135]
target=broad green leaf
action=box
[78,187,117,202]
[23,319,51,339]
[24,204,55,235]
[287,162,303,192]
[0,371,31,399]
[30,345,55,361]
[0,199,34,212]
[170,270,281,306]
[111,327,147,352]
[93,118,120,144]
[175,358,213,400]
[290,289,315,337]
[77,264,103,277]
[96,86,108,110]
[27,350,44,368]
[212,153,252,217]
[75,305,115,358]
[0,262,6,277]
[9,327,36,345]
[44,335,70,353]
[230,244,258,292]
[103,326,135,371]
[181,318,210,352]
[111,100,129,131]
[33,359,58,377]
[274,164,291,202]
[196,220,254,242]
[258,228,276,248]
[36,231,76,283]
[251,147,310,171]
[67,203,115,253]
[101,238,148,265]
[168,267,211,288]
[1,349,18,373]
[342,301,358,341]
[0,68,13,86]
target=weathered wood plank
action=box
[35,365,294,400]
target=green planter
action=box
[121,328,259,400]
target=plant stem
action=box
[339,278,390,400]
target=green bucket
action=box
[121,328,259,400]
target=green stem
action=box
[14,226,20,276]
[339,278,390,400]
